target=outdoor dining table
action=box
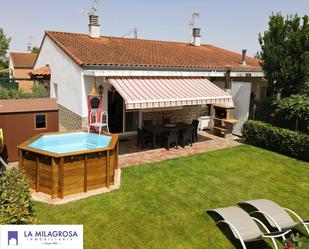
[143,122,190,148]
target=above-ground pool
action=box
[28,132,112,154]
[18,131,119,200]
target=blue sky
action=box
[1,0,308,56]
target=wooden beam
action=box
[19,150,24,170]
[51,158,58,199]
[84,155,88,193]
[59,157,64,199]
[36,156,40,192]
[115,142,119,169]
[106,151,110,188]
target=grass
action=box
[34,145,309,249]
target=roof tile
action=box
[45,31,261,70]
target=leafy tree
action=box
[274,93,309,131]
[258,13,309,98]
[0,28,11,70]
[31,46,40,54]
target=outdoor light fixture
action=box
[98,84,103,95]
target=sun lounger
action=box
[207,206,290,249]
[238,199,309,238]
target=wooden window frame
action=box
[34,113,47,130]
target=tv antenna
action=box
[186,12,200,43]
[27,35,33,51]
[83,0,100,16]
[122,28,138,39]
[187,12,200,29]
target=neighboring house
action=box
[34,15,266,135]
[9,52,37,91]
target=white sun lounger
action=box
[207,206,290,249]
[238,199,309,239]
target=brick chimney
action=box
[89,15,100,39]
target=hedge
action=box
[0,168,35,224]
[242,120,309,162]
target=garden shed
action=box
[0,98,59,161]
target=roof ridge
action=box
[45,30,212,46]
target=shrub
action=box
[242,120,309,161]
[0,168,35,224]
[0,84,49,100]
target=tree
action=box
[274,91,309,131]
[0,28,11,70]
[258,13,309,98]
[31,46,40,54]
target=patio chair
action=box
[143,120,153,127]
[136,128,152,148]
[207,206,290,249]
[238,199,309,239]
[191,119,199,142]
[164,130,178,150]
[180,126,193,147]
[163,118,171,125]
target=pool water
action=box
[29,132,112,154]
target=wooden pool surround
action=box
[18,130,119,199]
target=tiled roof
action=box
[0,98,58,113]
[29,65,51,76]
[45,31,261,70]
[9,52,37,69]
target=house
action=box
[34,15,266,135]
[0,98,59,161]
[9,52,37,91]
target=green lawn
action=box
[35,145,309,249]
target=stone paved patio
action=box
[119,131,241,168]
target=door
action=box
[231,82,251,136]
[108,91,123,133]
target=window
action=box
[35,114,47,129]
[124,110,139,132]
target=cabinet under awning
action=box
[108,77,233,110]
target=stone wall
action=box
[142,105,210,125]
[59,104,83,130]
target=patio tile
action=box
[119,131,241,168]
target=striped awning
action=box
[108,77,233,110]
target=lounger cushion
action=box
[239,199,297,229]
[210,207,262,241]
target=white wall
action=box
[82,76,113,117]
[35,36,84,116]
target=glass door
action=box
[124,110,139,132]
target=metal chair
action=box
[88,110,109,134]
[191,119,199,142]
[136,128,152,148]
[143,120,153,127]
[163,118,171,125]
[164,130,178,150]
[180,126,193,147]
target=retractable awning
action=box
[108,77,233,110]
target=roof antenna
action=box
[122,28,138,39]
[27,35,33,52]
[83,0,100,16]
[186,12,200,43]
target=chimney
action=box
[88,15,100,39]
[192,28,201,46]
[242,49,247,66]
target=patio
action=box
[119,130,241,167]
